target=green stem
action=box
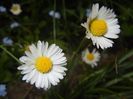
[70,37,86,61]
[53,0,56,42]
[63,0,67,22]
[0,45,22,64]
[23,86,33,99]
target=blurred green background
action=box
[0,0,133,99]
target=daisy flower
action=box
[10,4,22,15]
[18,41,67,90]
[82,48,100,68]
[81,3,120,49]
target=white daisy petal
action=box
[41,76,47,89]
[43,42,48,56]
[37,40,42,56]
[50,49,63,60]
[30,70,38,85]
[51,53,63,61]
[53,66,67,73]
[52,71,64,79]
[51,53,65,61]
[53,59,67,65]
[18,65,34,70]
[48,73,57,86]
[107,19,118,25]
[35,73,43,88]
[29,44,39,58]
[104,32,118,39]
[19,56,33,63]
[18,65,27,70]
[47,46,60,57]
[91,3,99,19]
[54,66,67,71]
[29,44,37,54]
[25,51,34,59]
[21,67,33,74]
[94,37,113,49]
[53,56,66,63]
[46,81,51,90]
[81,23,87,29]
[41,41,45,53]
[26,69,36,83]
[22,73,29,81]
[46,44,56,56]
[109,28,120,35]
[50,71,60,83]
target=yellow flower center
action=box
[90,19,107,36]
[87,53,94,61]
[35,56,52,73]
[12,5,20,11]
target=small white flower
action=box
[81,3,120,49]
[49,10,61,19]
[0,6,6,13]
[18,41,67,90]
[10,21,20,29]
[86,8,91,17]
[10,4,22,15]
[2,37,13,46]
[82,48,100,68]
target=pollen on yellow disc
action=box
[35,56,52,73]
[90,19,107,36]
[87,53,94,61]
[11,4,20,11]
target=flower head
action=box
[0,84,7,96]
[81,3,120,49]
[2,37,13,46]
[0,6,6,13]
[49,10,61,19]
[10,21,20,29]
[18,41,67,90]
[82,48,100,68]
[10,4,22,15]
